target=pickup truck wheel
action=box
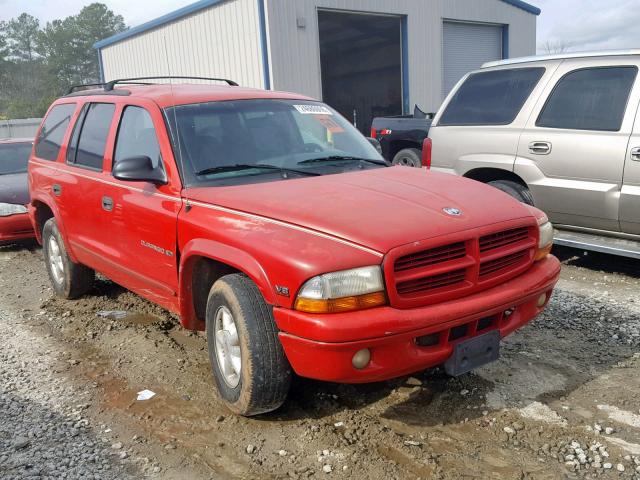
[487,180,535,206]
[42,218,95,299]
[392,148,422,168]
[206,273,291,416]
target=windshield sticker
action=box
[293,104,333,115]
[316,115,345,133]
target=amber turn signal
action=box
[294,291,387,314]
[534,243,552,261]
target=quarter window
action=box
[35,103,76,161]
[73,103,115,170]
[438,67,545,126]
[114,106,162,168]
[536,66,638,131]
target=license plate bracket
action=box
[444,330,500,377]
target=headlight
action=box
[535,216,554,261]
[294,266,387,313]
[0,203,28,217]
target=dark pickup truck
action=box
[371,106,432,167]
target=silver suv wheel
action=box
[47,235,65,284]
[214,305,242,388]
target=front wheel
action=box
[206,273,291,416]
[487,180,535,206]
[42,218,95,299]
[392,148,422,168]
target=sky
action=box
[2,0,640,54]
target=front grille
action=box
[389,224,536,307]
[396,268,466,295]
[479,251,528,279]
[394,242,466,272]
[480,227,529,253]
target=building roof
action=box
[483,49,640,68]
[57,83,313,109]
[94,0,541,50]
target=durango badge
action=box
[443,207,462,216]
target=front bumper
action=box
[274,255,560,383]
[0,213,35,245]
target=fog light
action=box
[352,349,371,369]
[537,293,547,307]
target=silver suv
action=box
[428,50,640,259]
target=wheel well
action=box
[32,201,54,240]
[191,257,240,325]
[463,168,528,188]
[388,140,421,160]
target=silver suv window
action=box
[438,67,545,126]
[536,66,638,132]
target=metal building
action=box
[95,0,539,133]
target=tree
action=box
[4,13,40,61]
[541,40,572,54]
[0,4,127,119]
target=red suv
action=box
[29,78,560,415]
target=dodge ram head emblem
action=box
[443,207,462,216]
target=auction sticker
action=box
[293,104,333,115]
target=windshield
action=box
[164,99,386,186]
[0,142,32,175]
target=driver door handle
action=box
[631,146,640,161]
[528,141,552,155]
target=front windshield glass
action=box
[0,142,32,175]
[164,99,386,186]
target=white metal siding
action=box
[265,0,536,114]
[100,0,264,88]
[442,21,502,98]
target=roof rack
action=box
[64,76,239,96]
[104,76,239,90]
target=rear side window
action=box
[114,106,162,168]
[536,66,638,131]
[439,67,545,126]
[35,104,76,161]
[72,103,115,170]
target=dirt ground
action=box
[1,242,639,479]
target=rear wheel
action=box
[392,148,422,168]
[487,180,535,206]
[206,273,291,416]
[42,218,95,299]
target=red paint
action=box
[0,213,34,244]
[29,84,560,384]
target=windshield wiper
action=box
[297,156,387,166]
[195,163,320,177]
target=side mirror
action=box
[366,136,383,155]
[112,156,167,185]
[422,138,432,169]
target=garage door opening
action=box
[442,21,504,98]
[318,10,404,135]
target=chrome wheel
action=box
[48,235,65,284]
[392,156,420,168]
[214,306,241,388]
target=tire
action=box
[392,148,422,168]
[487,179,535,206]
[206,273,291,416]
[42,218,95,299]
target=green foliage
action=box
[0,3,126,119]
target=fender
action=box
[178,238,275,330]
[30,194,81,264]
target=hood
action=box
[185,167,535,253]
[0,172,29,205]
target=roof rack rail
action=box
[65,83,106,95]
[104,76,239,91]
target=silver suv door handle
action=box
[631,147,640,161]
[528,141,552,155]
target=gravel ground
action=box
[0,243,639,479]
[0,309,141,479]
